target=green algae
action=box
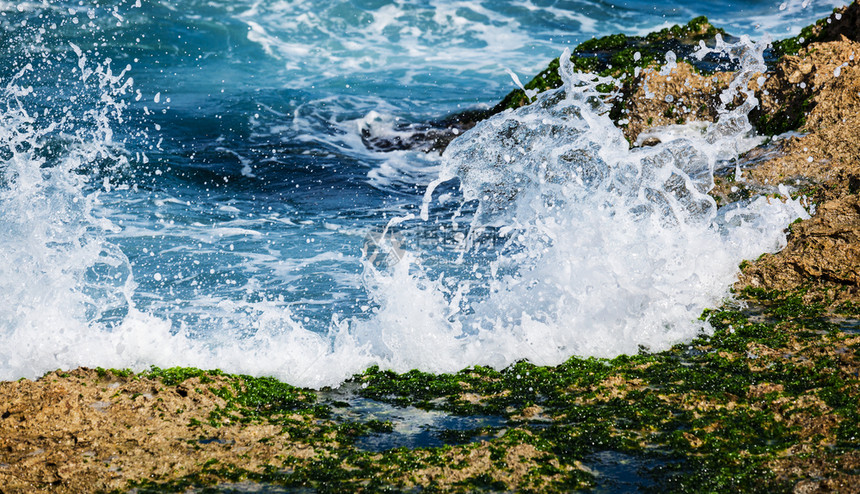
[206,375,321,424]
[94,367,135,379]
[491,16,722,116]
[644,16,726,43]
[770,10,834,58]
[121,282,858,492]
[753,91,815,137]
[488,7,851,143]
[575,33,629,53]
[143,366,222,386]
[491,55,600,111]
[836,301,860,317]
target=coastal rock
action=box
[0,368,317,492]
[599,6,860,306]
[3,312,858,492]
[359,4,860,303]
[739,193,860,302]
[803,1,860,45]
[751,38,860,182]
[620,61,733,143]
[736,34,860,304]
[360,17,730,153]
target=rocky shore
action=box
[3,4,860,493]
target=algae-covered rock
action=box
[772,1,860,58]
[361,16,730,152]
[492,16,728,118]
[751,38,860,183]
[753,34,860,138]
[0,368,322,492]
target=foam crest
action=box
[0,51,138,378]
[0,8,818,389]
[376,37,810,369]
[352,254,470,374]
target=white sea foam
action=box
[0,57,138,378]
[233,0,577,92]
[713,0,846,34]
[0,12,812,389]
[356,37,809,376]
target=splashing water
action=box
[359,35,809,373]
[0,15,809,387]
[0,57,148,376]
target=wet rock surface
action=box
[740,193,860,304]
[2,296,859,492]
[612,5,860,310]
[737,30,860,306]
[360,108,493,154]
[620,61,734,143]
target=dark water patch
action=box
[184,482,306,493]
[322,384,505,452]
[198,437,233,445]
[585,450,661,493]
[828,318,860,334]
[354,411,504,452]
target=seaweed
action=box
[492,16,725,116]
[112,281,859,492]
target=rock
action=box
[620,61,733,143]
[739,194,860,302]
[0,368,320,492]
[813,1,860,44]
[361,17,731,153]
[736,21,860,304]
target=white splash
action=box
[1,32,809,389]
[0,58,138,378]
[364,36,808,373]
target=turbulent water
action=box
[0,0,840,387]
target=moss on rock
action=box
[2,284,858,492]
[491,16,726,119]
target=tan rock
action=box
[621,62,733,143]
[0,369,323,493]
[735,37,860,304]
[740,194,860,296]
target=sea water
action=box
[0,0,841,387]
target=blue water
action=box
[0,0,839,386]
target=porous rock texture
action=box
[620,62,733,144]
[0,368,316,492]
[738,31,860,304]
[616,4,860,306]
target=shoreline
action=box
[3,3,860,492]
